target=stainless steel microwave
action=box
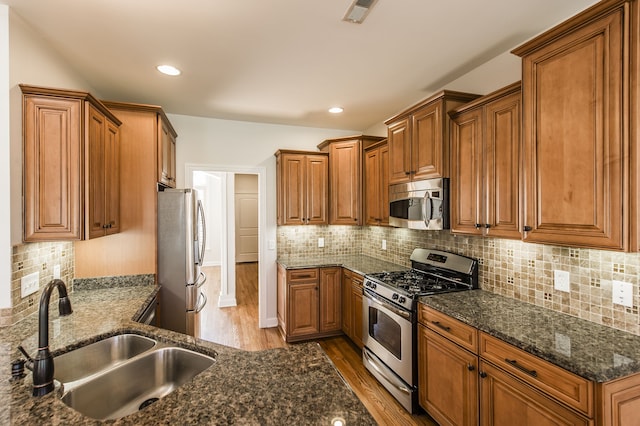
[388,178,449,230]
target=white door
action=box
[235,175,258,263]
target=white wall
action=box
[169,113,357,324]
[0,6,10,309]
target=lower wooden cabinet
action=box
[341,269,364,349]
[418,304,640,426]
[277,265,342,342]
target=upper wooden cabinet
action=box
[512,0,639,251]
[385,91,480,185]
[21,85,122,242]
[275,150,328,225]
[449,82,521,239]
[364,140,389,226]
[318,135,385,225]
[158,116,177,188]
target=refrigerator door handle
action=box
[195,292,207,313]
[196,200,206,266]
[195,272,207,289]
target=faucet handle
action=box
[16,345,34,371]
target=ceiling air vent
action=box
[342,0,378,24]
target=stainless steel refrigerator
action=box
[157,188,207,336]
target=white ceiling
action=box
[4,0,598,131]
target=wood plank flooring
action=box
[198,263,438,425]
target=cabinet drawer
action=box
[287,268,319,282]
[419,305,478,354]
[480,332,593,416]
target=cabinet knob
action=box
[484,224,491,229]
[523,226,532,232]
[467,364,475,371]
[479,371,487,378]
[474,223,482,229]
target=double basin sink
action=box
[53,333,215,420]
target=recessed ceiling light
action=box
[328,107,344,114]
[156,65,181,76]
[342,0,378,24]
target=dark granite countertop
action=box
[0,283,374,425]
[277,254,408,276]
[419,290,640,383]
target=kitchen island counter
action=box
[0,283,374,425]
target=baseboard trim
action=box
[217,294,237,308]
[260,317,278,328]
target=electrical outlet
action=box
[612,280,633,307]
[318,237,325,248]
[21,271,40,298]
[382,239,387,250]
[554,270,570,293]
[53,264,61,279]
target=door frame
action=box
[186,163,268,327]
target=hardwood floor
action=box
[198,262,438,426]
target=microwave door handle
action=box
[422,192,432,225]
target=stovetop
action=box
[363,248,478,311]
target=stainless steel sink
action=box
[54,334,156,383]
[59,346,215,420]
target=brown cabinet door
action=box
[479,361,590,426]
[280,154,306,225]
[319,267,342,332]
[158,116,176,187]
[412,101,446,180]
[364,147,381,225]
[485,92,521,239]
[380,144,389,225]
[351,274,364,349]
[419,325,479,426]
[104,120,120,235]
[87,104,107,239]
[23,96,83,241]
[305,154,329,225]
[277,264,287,333]
[520,9,624,250]
[329,141,361,225]
[388,118,411,184]
[288,282,319,337]
[341,269,352,336]
[451,107,483,236]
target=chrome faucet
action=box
[32,279,73,396]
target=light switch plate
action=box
[382,239,387,250]
[318,237,325,248]
[53,264,61,279]
[21,271,40,298]
[612,280,633,308]
[554,270,570,293]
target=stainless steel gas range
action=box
[362,248,478,413]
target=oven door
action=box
[362,290,414,385]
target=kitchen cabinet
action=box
[275,150,328,225]
[512,0,639,251]
[449,82,521,239]
[419,304,640,425]
[158,112,178,188]
[318,135,385,225]
[418,305,479,426]
[385,90,479,185]
[341,269,365,349]
[75,101,178,278]
[277,265,342,342]
[364,140,389,226]
[21,85,122,241]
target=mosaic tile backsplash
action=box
[5,242,75,326]
[277,226,640,335]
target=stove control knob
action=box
[398,296,406,304]
[392,293,399,300]
[371,283,376,289]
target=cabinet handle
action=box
[479,371,487,379]
[505,359,538,378]
[467,364,475,371]
[523,226,532,232]
[431,321,451,332]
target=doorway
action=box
[185,164,269,332]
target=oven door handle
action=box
[365,290,412,321]
[363,348,411,394]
